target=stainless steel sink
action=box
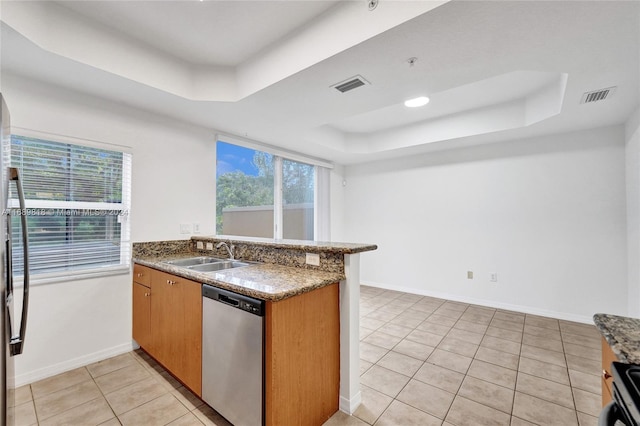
[163,256,226,267]
[187,261,250,273]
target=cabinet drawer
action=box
[133,264,151,287]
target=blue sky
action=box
[216,141,259,177]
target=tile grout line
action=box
[441,305,499,425]
[510,319,525,426]
[31,367,98,425]
[91,363,120,426]
[560,329,582,426]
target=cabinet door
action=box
[150,270,202,396]
[132,282,151,350]
[180,279,203,396]
[265,283,340,426]
[602,336,618,406]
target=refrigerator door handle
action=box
[8,167,28,356]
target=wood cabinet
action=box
[132,264,152,350]
[265,283,340,426]
[602,336,618,406]
[150,269,202,396]
[133,262,339,422]
[132,281,152,350]
[133,263,151,287]
[131,265,202,396]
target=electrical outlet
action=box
[467,271,473,279]
[490,273,498,282]
[193,223,201,234]
[206,242,214,250]
[196,241,204,249]
[180,223,192,234]
[306,253,320,266]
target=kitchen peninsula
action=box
[132,236,377,425]
[594,313,640,406]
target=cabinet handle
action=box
[136,273,143,278]
[603,369,612,380]
[144,293,150,297]
[167,280,176,286]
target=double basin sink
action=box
[163,256,252,273]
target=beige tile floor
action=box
[330,285,603,426]
[12,285,603,426]
[11,348,231,426]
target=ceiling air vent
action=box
[581,86,616,104]
[331,75,370,93]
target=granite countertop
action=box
[198,235,378,254]
[134,252,345,302]
[594,313,640,363]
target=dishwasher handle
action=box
[202,284,265,316]
[219,294,239,307]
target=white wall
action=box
[330,165,346,241]
[626,107,640,317]
[344,126,628,323]
[2,75,216,385]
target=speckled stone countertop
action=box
[196,235,377,254]
[593,313,640,363]
[133,250,346,302]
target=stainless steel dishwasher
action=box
[202,284,264,426]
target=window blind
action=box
[8,135,132,278]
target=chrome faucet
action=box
[216,241,235,260]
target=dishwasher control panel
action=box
[240,301,262,314]
[202,284,265,316]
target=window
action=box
[7,135,132,280]
[282,159,314,240]
[216,139,330,241]
[216,142,274,238]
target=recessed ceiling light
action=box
[404,96,429,108]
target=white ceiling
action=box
[57,1,339,67]
[1,1,639,165]
[329,71,563,134]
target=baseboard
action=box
[361,280,594,324]
[15,342,136,387]
[339,390,362,415]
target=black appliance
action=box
[1,93,30,426]
[600,362,640,426]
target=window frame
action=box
[6,128,132,285]
[215,134,331,241]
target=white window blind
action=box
[7,135,132,279]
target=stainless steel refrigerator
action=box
[1,94,30,426]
